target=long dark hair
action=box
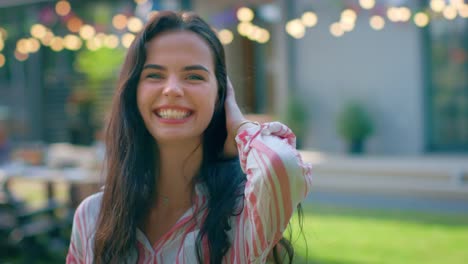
[93,11,302,263]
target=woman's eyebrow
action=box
[182,65,209,73]
[142,64,209,73]
[143,64,166,70]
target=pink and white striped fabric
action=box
[66,122,313,263]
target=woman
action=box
[66,11,312,264]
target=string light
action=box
[112,14,128,30]
[41,31,54,46]
[218,29,233,45]
[246,26,260,41]
[16,39,29,54]
[237,7,254,22]
[55,0,71,16]
[50,37,64,51]
[67,17,83,33]
[342,9,357,22]
[30,24,47,39]
[370,15,385,30]
[460,5,468,18]
[329,22,344,37]
[257,29,270,44]
[237,22,253,36]
[359,0,375,10]
[79,25,96,40]
[0,40,3,51]
[301,12,318,27]
[414,12,430,27]
[64,34,82,50]
[430,0,445,12]
[104,34,119,49]
[443,5,458,19]
[27,38,41,53]
[122,33,135,48]
[85,39,99,51]
[286,19,305,39]
[127,17,143,33]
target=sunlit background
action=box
[0,0,467,263]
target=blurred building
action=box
[0,0,466,155]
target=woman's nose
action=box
[162,76,184,97]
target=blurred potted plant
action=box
[337,102,373,154]
[282,95,308,149]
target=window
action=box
[427,17,468,151]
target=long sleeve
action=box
[233,122,313,262]
[66,193,102,264]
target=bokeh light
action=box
[122,33,135,48]
[55,0,71,16]
[430,0,446,12]
[112,14,128,30]
[443,5,458,19]
[50,37,64,51]
[64,34,82,50]
[286,19,305,39]
[30,24,47,39]
[218,29,233,45]
[127,17,143,33]
[359,0,375,10]
[104,34,119,49]
[414,12,430,27]
[237,7,254,22]
[79,25,96,40]
[370,15,385,30]
[301,12,318,27]
[330,22,344,37]
[67,17,83,33]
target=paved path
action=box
[305,190,468,214]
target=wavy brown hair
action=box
[93,11,303,264]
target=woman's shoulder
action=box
[73,192,103,232]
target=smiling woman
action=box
[66,11,313,264]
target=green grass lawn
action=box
[8,181,468,264]
[290,204,468,264]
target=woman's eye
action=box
[146,73,163,79]
[187,74,204,81]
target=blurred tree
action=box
[69,47,125,145]
[74,47,125,92]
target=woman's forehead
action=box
[145,31,214,69]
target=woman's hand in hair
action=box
[223,77,246,157]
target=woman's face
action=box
[137,30,218,144]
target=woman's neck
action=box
[155,139,202,209]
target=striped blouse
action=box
[66,122,313,263]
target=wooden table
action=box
[0,164,104,208]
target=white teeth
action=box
[157,109,191,119]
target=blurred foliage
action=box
[337,101,373,142]
[282,95,308,148]
[74,47,125,89]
